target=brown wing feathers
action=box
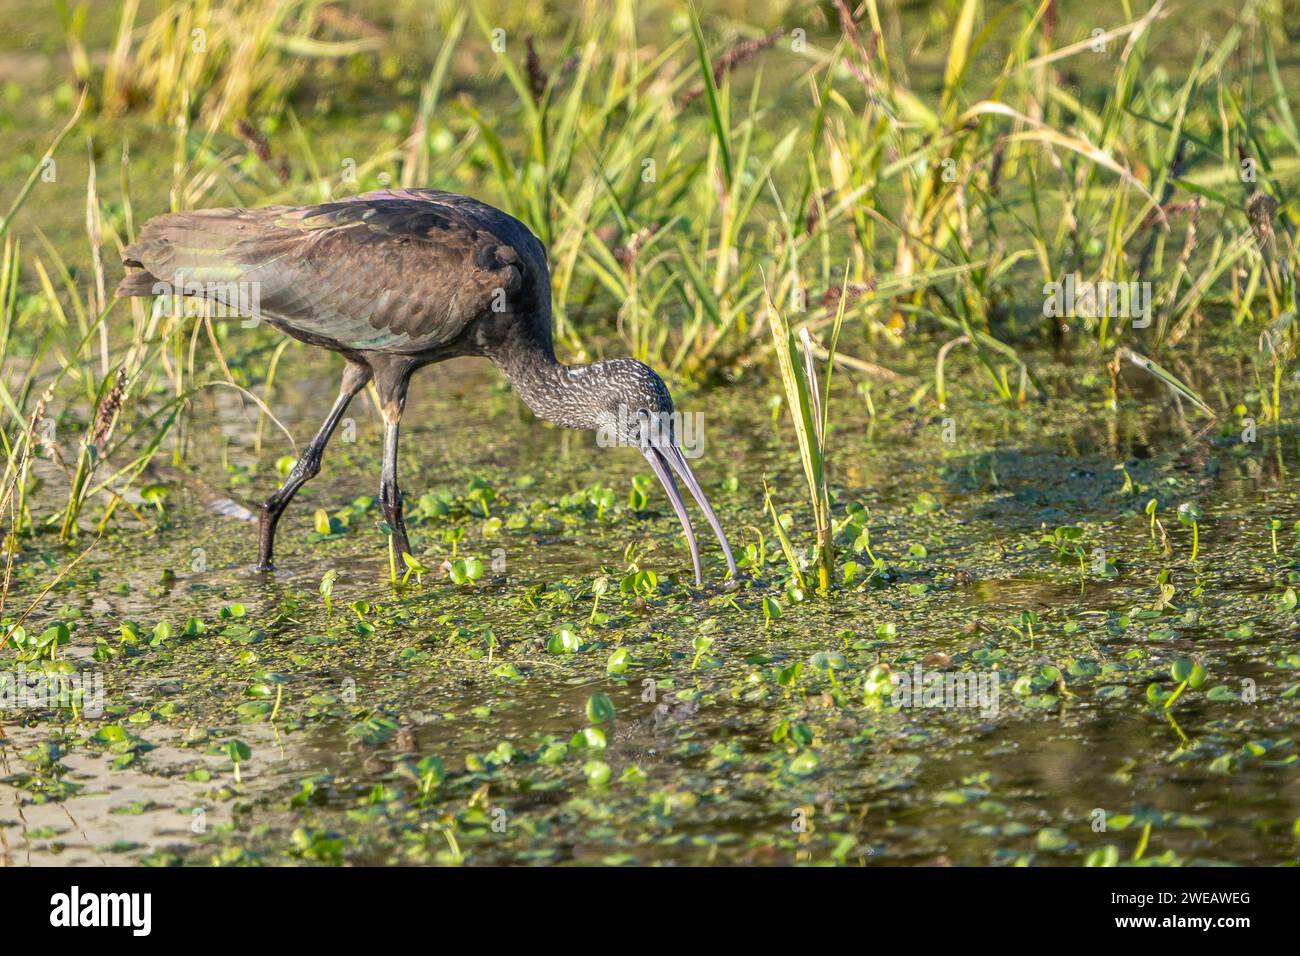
[115,191,538,354]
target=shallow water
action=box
[3,333,1299,866]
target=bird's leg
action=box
[379,418,411,565]
[257,361,371,571]
[378,376,412,567]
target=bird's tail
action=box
[115,265,162,298]
[115,233,166,298]
[114,208,260,300]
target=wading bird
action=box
[116,189,737,585]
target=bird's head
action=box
[585,357,674,447]
[584,358,738,588]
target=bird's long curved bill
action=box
[642,444,738,586]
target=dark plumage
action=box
[116,188,737,584]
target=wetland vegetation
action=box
[1,0,1298,866]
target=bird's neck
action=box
[489,328,597,431]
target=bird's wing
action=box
[121,190,540,352]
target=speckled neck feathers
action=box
[490,336,596,430]
[485,326,670,434]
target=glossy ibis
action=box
[116,188,737,585]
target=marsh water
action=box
[2,327,1299,866]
